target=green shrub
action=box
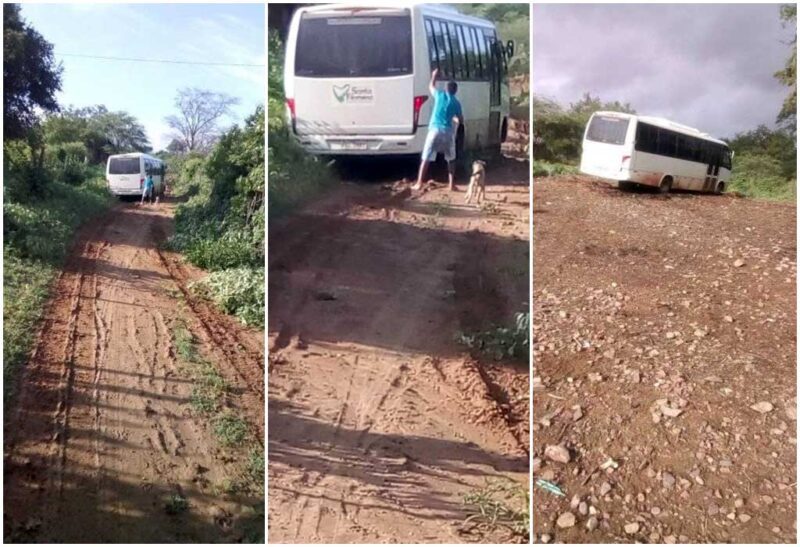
[267,31,330,219]
[729,152,796,200]
[213,412,249,446]
[3,177,113,403]
[532,160,579,178]
[191,267,265,327]
[458,311,530,363]
[4,178,111,263]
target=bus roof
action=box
[296,3,496,29]
[594,111,728,147]
[107,152,163,161]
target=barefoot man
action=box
[413,68,463,191]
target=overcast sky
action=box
[533,3,794,138]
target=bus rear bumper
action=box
[293,131,428,156]
[109,187,143,196]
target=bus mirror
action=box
[506,40,514,58]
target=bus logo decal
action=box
[333,84,350,103]
[332,84,374,105]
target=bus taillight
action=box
[412,95,428,133]
[286,98,297,134]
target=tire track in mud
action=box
[268,171,530,543]
[4,202,264,543]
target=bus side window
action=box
[432,20,451,79]
[424,18,439,73]
[464,26,480,80]
[456,24,470,79]
[446,22,463,80]
[657,128,677,157]
[472,27,486,80]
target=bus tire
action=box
[659,176,673,194]
[715,180,725,194]
[500,117,508,143]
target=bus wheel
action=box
[659,177,673,194]
[715,181,725,194]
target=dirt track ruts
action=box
[4,198,264,543]
[268,158,531,543]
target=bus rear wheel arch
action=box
[659,176,673,194]
[715,180,726,194]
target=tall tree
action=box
[775,4,796,132]
[3,4,62,139]
[165,88,239,152]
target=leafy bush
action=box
[729,152,796,200]
[4,178,112,263]
[267,31,330,218]
[458,311,530,363]
[3,176,113,402]
[532,160,578,178]
[191,267,265,327]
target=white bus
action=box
[283,3,514,163]
[580,111,733,194]
[105,153,166,198]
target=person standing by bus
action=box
[413,68,464,192]
[141,173,155,206]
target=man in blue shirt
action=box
[141,174,155,205]
[413,68,464,191]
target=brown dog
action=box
[464,160,486,204]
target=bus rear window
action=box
[586,116,630,145]
[295,14,412,78]
[108,158,140,175]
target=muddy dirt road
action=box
[268,157,530,543]
[4,199,264,543]
[533,176,796,543]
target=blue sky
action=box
[21,3,264,151]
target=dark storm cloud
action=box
[533,3,794,138]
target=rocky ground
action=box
[533,175,797,543]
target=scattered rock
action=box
[662,472,676,489]
[624,522,640,534]
[750,401,774,414]
[557,512,576,529]
[599,481,612,496]
[586,516,599,531]
[545,444,571,464]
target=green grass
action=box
[463,480,529,540]
[171,319,262,499]
[213,412,249,447]
[532,160,579,178]
[268,31,331,220]
[728,172,796,201]
[3,177,113,404]
[164,494,189,515]
[458,311,530,363]
[190,267,264,327]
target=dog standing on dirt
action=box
[465,160,487,204]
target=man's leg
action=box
[447,161,457,191]
[413,160,430,190]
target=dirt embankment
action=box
[533,176,796,543]
[268,157,530,543]
[3,198,264,543]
